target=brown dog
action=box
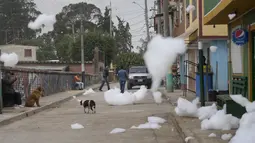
[25,87,44,107]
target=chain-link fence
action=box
[0,65,100,113]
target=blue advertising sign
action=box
[232,28,248,46]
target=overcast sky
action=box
[34,0,155,52]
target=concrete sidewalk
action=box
[0,83,103,127]
[161,89,236,143]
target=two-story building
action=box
[204,0,255,101]
[154,0,229,99]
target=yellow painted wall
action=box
[201,0,228,36]
[202,25,228,36]
[184,0,228,37]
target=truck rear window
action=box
[129,68,148,73]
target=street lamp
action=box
[132,2,144,10]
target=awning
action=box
[204,0,255,25]
[176,27,198,39]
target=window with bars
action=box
[24,49,32,57]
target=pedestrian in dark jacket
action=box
[2,71,22,107]
[117,66,128,93]
[99,66,110,91]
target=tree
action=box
[115,52,144,70]
[72,31,117,66]
[52,2,102,38]
[136,38,148,54]
[51,3,119,65]
[97,7,113,35]
[114,16,133,53]
[0,0,41,44]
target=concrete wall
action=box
[17,62,105,75]
[0,44,37,61]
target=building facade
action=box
[154,0,229,98]
[0,44,38,61]
[204,0,255,101]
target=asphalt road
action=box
[0,85,183,143]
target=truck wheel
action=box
[127,84,132,90]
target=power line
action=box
[129,19,145,26]
[130,25,146,33]
[132,33,146,38]
[125,13,144,21]
[114,10,143,15]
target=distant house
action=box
[0,44,38,62]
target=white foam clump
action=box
[131,116,166,130]
[221,133,232,140]
[230,94,255,113]
[131,122,161,129]
[229,112,255,143]
[147,116,166,124]
[210,46,218,53]
[186,5,195,13]
[228,13,236,20]
[143,35,187,92]
[185,136,194,142]
[152,91,163,104]
[201,105,239,130]
[83,88,95,95]
[197,103,217,120]
[0,52,19,67]
[230,94,250,107]
[208,133,217,137]
[28,13,56,30]
[72,96,81,102]
[175,97,199,117]
[110,128,126,134]
[71,123,84,129]
[132,85,148,103]
[104,86,147,106]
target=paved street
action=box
[0,86,183,143]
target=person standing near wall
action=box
[99,66,110,91]
[74,75,84,90]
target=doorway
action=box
[252,31,255,101]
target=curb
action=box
[0,84,100,128]
[161,90,200,143]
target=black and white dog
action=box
[80,100,96,114]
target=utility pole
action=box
[198,41,205,106]
[163,0,170,37]
[163,0,173,92]
[72,23,75,43]
[80,16,85,89]
[109,1,113,37]
[157,0,162,34]
[144,0,150,43]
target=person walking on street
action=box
[99,66,110,91]
[117,66,128,93]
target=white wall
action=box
[0,45,38,61]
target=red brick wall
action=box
[69,64,94,74]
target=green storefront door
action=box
[252,31,255,101]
